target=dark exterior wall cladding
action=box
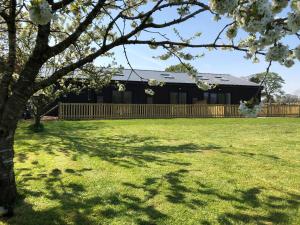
[60,81,261,105]
[59,89,96,103]
[212,85,261,104]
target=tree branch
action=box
[49,0,76,11]
[33,45,110,91]
[213,21,236,45]
[124,39,265,55]
[49,0,107,57]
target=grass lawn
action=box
[1,118,300,225]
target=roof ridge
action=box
[123,68,185,74]
[123,68,233,76]
[198,72,231,75]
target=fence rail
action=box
[58,103,300,120]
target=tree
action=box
[0,0,300,216]
[28,70,111,130]
[277,94,300,104]
[28,85,61,130]
[250,72,285,103]
[165,63,198,74]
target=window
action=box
[192,98,198,104]
[114,73,124,76]
[160,73,174,79]
[179,92,187,104]
[210,93,217,104]
[87,89,92,101]
[123,91,132,104]
[204,92,209,103]
[226,93,231,104]
[170,91,187,104]
[218,93,226,104]
[112,90,132,103]
[97,96,104,103]
[147,96,154,104]
[203,92,231,104]
[112,90,122,103]
[170,92,178,104]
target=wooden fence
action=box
[58,103,300,120]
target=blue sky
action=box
[96,5,300,95]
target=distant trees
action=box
[165,63,198,74]
[165,63,214,90]
[250,72,285,103]
[277,94,300,104]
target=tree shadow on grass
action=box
[6,166,300,225]
[9,122,223,224]
[123,169,207,210]
[16,123,222,169]
[6,167,171,225]
[219,150,281,161]
[10,164,210,225]
[5,168,101,225]
[196,182,300,225]
[12,122,300,224]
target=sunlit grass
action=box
[1,118,300,225]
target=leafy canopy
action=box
[165,63,198,74]
[250,72,285,102]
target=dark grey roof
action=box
[112,69,260,87]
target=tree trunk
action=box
[0,124,17,217]
[0,91,27,217]
[34,114,41,128]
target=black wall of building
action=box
[60,81,261,105]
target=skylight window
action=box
[215,76,223,78]
[221,78,230,81]
[114,73,124,76]
[160,73,174,79]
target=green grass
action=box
[1,118,300,225]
